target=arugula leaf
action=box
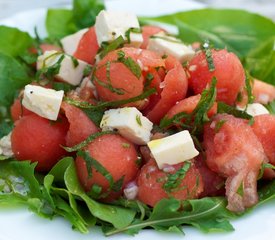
[0,26,33,57]
[73,0,105,29]
[0,161,53,217]
[0,53,31,107]
[141,9,275,59]
[64,161,136,229]
[53,194,90,233]
[258,180,275,204]
[48,157,94,232]
[48,157,74,183]
[105,197,235,236]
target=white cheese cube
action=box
[60,28,88,55]
[147,32,195,62]
[0,133,13,157]
[148,130,199,169]
[100,107,153,145]
[22,84,64,121]
[37,50,89,86]
[237,103,269,116]
[95,10,143,47]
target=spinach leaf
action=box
[46,0,105,39]
[141,9,275,59]
[46,9,77,39]
[0,26,33,57]
[245,37,275,85]
[0,53,31,107]
[73,0,105,29]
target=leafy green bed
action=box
[0,0,274,236]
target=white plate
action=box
[0,0,275,239]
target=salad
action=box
[0,0,275,238]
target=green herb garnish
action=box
[93,61,126,95]
[245,71,254,104]
[83,64,92,77]
[217,102,253,121]
[214,119,226,132]
[117,50,142,79]
[122,143,131,148]
[36,52,65,81]
[201,40,215,72]
[64,88,156,110]
[163,161,191,193]
[125,27,141,43]
[99,36,125,59]
[160,77,217,135]
[63,131,115,152]
[70,55,79,68]
[144,72,154,89]
[77,150,124,193]
[136,115,142,126]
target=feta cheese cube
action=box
[95,10,143,47]
[147,32,195,62]
[237,103,269,116]
[37,50,89,86]
[148,130,199,169]
[22,84,64,121]
[60,28,88,55]
[0,133,13,157]
[100,107,153,145]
